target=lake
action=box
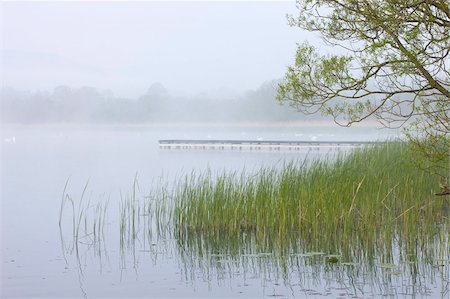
[1,124,447,298]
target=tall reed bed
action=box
[174,142,448,256]
[58,142,448,293]
[119,176,174,252]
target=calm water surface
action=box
[1,125,447,298]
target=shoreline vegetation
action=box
[60,141,448,266]
[58,141,448,295]
[174,142,448,252]
[168,142,448,289]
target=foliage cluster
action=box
[278,0,450,174]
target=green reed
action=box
[172,142,448,293]
[59,179,109,256]
[174,142,448,255]
[58,142,448,295]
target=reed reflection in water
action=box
[59,143,449,298]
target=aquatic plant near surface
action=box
[174,142,449,255]
[58,142,448,297]
[59,179,109,257]
[170,141,448,297]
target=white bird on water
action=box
[3,136,16,143]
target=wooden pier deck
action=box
[159,139,378,151]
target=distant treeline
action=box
[0,82,323,124]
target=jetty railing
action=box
[159,139,379,151]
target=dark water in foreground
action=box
[1,125,448,298]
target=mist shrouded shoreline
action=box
[1,1,325,126]
[0,81,330,125]
[1,2,307,98]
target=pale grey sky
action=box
[1,1,316,97]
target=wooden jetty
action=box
[159,139,378,151]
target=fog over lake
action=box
[1,1,317,98]
[2,125,405,298]
[1,1,447,299]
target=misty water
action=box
[1,125,448,298]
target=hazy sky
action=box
[1,1,316,97]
